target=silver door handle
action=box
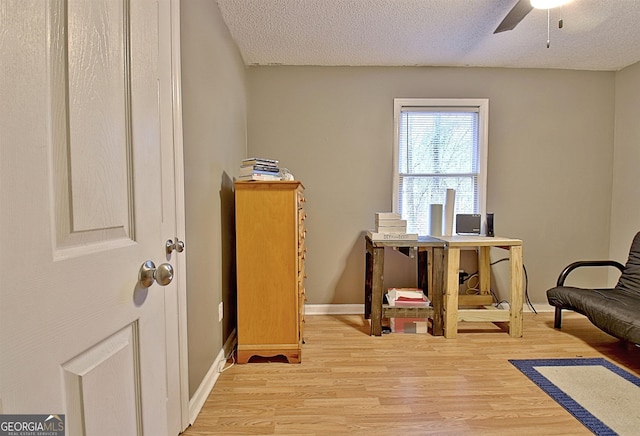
[138,260,174,288]
[165,238,185,256]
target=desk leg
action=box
[370,246,384,336]
[431,247,445,336]
[444,246,460,338]
[478,246,491,295]
[418,249,430,299]
[509,245,524,337]
[364,245,372,320]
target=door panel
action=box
[66,0,130,233]
[50,0,134,253]
[62,324,141,436]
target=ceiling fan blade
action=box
[494,0,534,33]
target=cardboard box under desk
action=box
[389,317,431,334]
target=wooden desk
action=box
[437,235,523,338]
[364,235,445,336]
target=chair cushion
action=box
[547,286,640,344]
[616,231,640,296]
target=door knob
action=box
[165,238,185,256]
[138,260,174,288]
[155,263,174,285]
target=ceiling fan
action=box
[494,0,571,34]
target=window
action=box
[393,99,488,235]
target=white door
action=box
[0,1,182,435]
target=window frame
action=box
[392,98,489,234]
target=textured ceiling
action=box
[215,0,640,71]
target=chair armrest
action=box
[557,260,625,286]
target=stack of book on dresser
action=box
[238,157,281,181]
[366,212,418,241]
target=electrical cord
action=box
[463,257,536,314]
[523,263,536,314]
[490,289,510,309]
[218,348,236,373]
[464,275,480,294]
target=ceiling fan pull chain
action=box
[546,8,551,48]
[559,5,564,28]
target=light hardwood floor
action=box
[183,312,640,435]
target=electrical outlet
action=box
[218,302,223,322]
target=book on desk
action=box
[366,231,419,241]
[370,211,418,241]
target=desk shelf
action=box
[364,235,445,336]
[383,305,434,319]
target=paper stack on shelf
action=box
[238,157,281,181]
[367,212,418,241]
[386,288,430,307]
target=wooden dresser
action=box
[234,181,306,363]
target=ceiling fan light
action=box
[530,0,571,9]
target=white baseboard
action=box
[188,329,237,425]
[305,304,363,315]
[304,303,555,315]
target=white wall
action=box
[180,0,247,397]
[247,66,616,307]
[610,61,640,271]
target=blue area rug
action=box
[510,358,640,436]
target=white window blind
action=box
[393,99,488,235]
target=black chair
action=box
[547,232,640,345]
